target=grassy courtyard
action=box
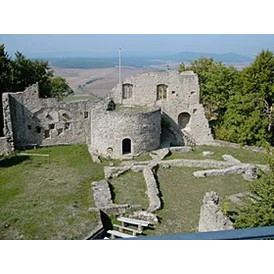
[0,145,104,240]
[0,144,267,239]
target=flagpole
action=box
[119,48,121,85]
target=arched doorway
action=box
[178,112,191,129]
[122,138,131,154]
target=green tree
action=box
[240,50,274,105]
[234,151,274,228]
[215,50,274,146]
[50,76,73,100]
[1,43,74,136]
[240,50,274,143]
[11,51,54,97]
[0,44,12,136]
[179,57,238,128]
[214,92,270,146]
[0,44,73,99]
[0,44,12,93]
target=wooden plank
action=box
[107,230,136,239]
[117,217,151,232]
[17,153,49,157]
[117,217,150,226]
[113,224,142,236]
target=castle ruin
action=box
[0,70,214,158]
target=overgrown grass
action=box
[165,145,267,164]
[0,143,266,239]
[109,171,149,209]
[0,145,104,240]
[144,166,248,236]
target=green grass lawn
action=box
[109,171,149,209]
[105,164,248,237]
[0,145,104,240]
[0,143,265,239]
[63,94,100,103]
[165,145,267,164]
[144,166,248,236]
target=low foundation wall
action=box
[0,137,12,156]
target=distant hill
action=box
[44,57,165,69]
[168,51,253,62]
[37,51,253,69]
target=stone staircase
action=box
[182,130,196,146]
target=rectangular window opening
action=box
[44,129,50,138]
[36,126,41,133]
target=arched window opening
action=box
[178,112,191,129]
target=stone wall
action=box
[143,162,162,213]
[160,158,235,168]
[90,105,161,159]
[2,92,14,151]
[198,191,234,232]
[109,70,214,145]
[0,137,11,156]
[2,70,214,157]
[110,71,199,106]
[4,84,93,149]
[193,164,258,180]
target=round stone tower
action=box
[90,104,161,159]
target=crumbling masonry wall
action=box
[1,70,214,156]
[199,191,234,232]
[3,83,94,149]
[110,70,214,145]
[1,92,14,155]
[0,137,11,156]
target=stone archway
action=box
[122,138,131,154]
[178,112,191,129]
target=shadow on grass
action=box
[108,182,116,202]
[153,166,164,210]
[227,210,239,223]
[0,155,30,168]
[141,226,156,236]
[100,210,113,231]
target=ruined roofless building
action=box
[0,70,214,158]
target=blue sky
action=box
[1,34,274,58]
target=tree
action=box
[215,50,274,146]
[0,44,12,136]
[179,57,239,131]
[240,50,274,106]
[0,44,12,93]
[214,92,270,146]
[240,50,274,143]
[0,43,74,135]
[234,151,274,228]
[0,44,73,99]
[50,76,73,100]
[11,51,54,98]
